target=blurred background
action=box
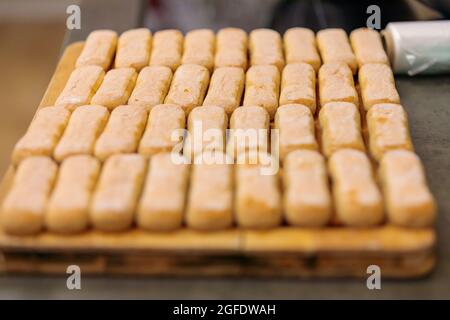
[0,0,447,177]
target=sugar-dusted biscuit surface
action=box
[55,65,105,111]
[94,105,148,161]
[367,103,413,161]
[182,29,215,71]
[279,63,316,113]
[46,155,100,233]
[12,106,71,164]
[137,153,189,231]
[350,28,389,68]
[90,154,147,231]
[215,28,248,69]
[284,28,321,72]
[317,28,357,74]
[202,67,245,115]
[249,28,284,71]
[283,150,331,227]
[139,104,185,156]
[379,150,435,228]
[115,28,152,71]
[76,29,117,70]
[1,156,57,235]
[149,29,183,71]
[319,63,358,107]
[164,64,210,114]
[329,149,383,227]
[54,105,109,162]
[128,66,173,109]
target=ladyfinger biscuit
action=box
[164,64,210,114]
[128,66,173,109]
[359,63,400,111]
[1,157,57,235]
[186,153,233,230]
[54,105,109,162]
[12,107,71,164]
[202,67,245,115]
[350,28,389,68]
[275,104,317,160]
[283,150,331,227]
[316,28,357,74]
[318,63,358,107]
[55,65,105,110]
[249,29,285,71]
[283,27,321,72]
[46,155,100,233]
[76,30,117,70]
[379,150,435,227]
[137,153,189,231]
[319,102,365,157]
[185,106,227,158]
[215,28,248,69]
[182,29,215,71]
[235,159,282,228]
[329,149,383,227]
[243,65,280,119]
[149,29,183,71]
[367,103,413,161]
[91,68,137,110]
[90,154,146,231]
[139,104,185,156]
[94,105,148,161]
[115,28,152,71]
[279,63,316,113]
[228,106,270,157]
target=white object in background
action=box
[383,20,450,75]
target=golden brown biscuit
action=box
[319,102,365,157]
[164,64,210,113]
[283,27,321,72]
[249,28,284,71]
[185,106,227,158]
[137,153,189,231]
[214,28,248,69]
[359,63,400,111]
[317,28,357,74]
[329,149,383,227]
[235,158,282,228]
[90,154,147,231]
[283,150,331,227]
[367,103,413,161]
[186,152,233,230]
[54,105,109,162]
[128,66,173,109]
[1,156,57,235]
[243,65,280,119]
[76,30,117,70]
[228,106,270,158]
[149,29,183,71]
[279,63,316,113]
[138,104,185,156]
[318,63,358,107]
[91,68,137,110]
[202,67,245,115]
[182,29,215,71]
[379,150,435,227]
[350,28,389,68]
[46,155,100,233]
[12,107,71,164]
[115,28,152,71]
[94,105,148,161]
[55,65,105,111]
[275,104,317,159]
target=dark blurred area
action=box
[144,0,447,33]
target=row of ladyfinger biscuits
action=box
[53,54,396,120]
[11,99,412,165]
[76,27,387,74]
[1,147,434,235]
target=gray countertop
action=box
[1,0,449,299]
